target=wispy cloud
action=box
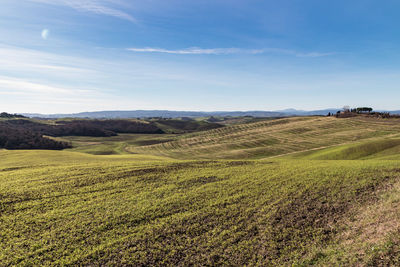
[127,47,264,55]
[127,47,334,57]
[0,75,132,113]
[295,52,335,58]
[30,0,135,22]
[0,45,97,79]
[0,76,94,95]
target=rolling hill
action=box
[284,138,400,160]
[130,116,400,159]
[2,116,400,265]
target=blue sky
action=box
[1,0,400,113]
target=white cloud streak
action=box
[0,45,97,77]
[127,47,265,55]
[127,47,334,57]
[0,76,94,95]
[30,0,135,22]
[295,52,335,58]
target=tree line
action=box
[328,107,400,118]
[0,119,165,150]
[0,112,26,118]
[0,124,70,150]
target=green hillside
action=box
[130,116,400,159]
[285,138,400,160]
[57,134,178,155]
[151,118,224,133]
[2,117,400,265]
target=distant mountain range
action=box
[20,109,339,119]
[21,109,400,119]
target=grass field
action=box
[2,116,400,265]
[284,138,400,160]
[130,116,400,159]
[55,134,178,155]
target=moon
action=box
[41,29,50,40]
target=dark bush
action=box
[0,124,71,150]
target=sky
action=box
[1,0,400,113]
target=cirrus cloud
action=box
[127,47,334,57]
[127,47,264,55]
[29,0,136,22]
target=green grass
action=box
[129,116,400,159]
[284,138,400,160]
[3,116,400,265]
[53,134,178,155]
[1,151,400,265]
